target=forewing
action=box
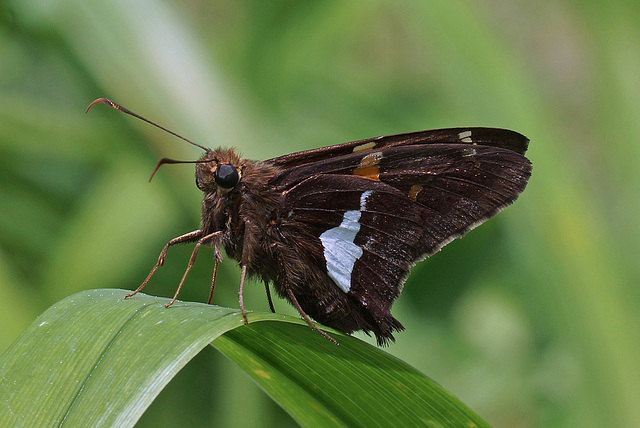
[276,143,531,314]
[268,127,528,172]
[268,128,530,190]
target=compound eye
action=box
[214,164,239,189]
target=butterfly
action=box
[88,98,532,345]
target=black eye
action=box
[214,164,239,189]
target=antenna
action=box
[148,157,205,182]
[85,98,211,152]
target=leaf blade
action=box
[213,322,490,428]
[0,289,489,427]
[0,289,249,426]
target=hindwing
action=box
[273,136,531,336]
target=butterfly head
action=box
[196,148,244,194]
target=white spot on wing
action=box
[458,130,473,143]
[360,151,383,166]
[353,142,376,152]
[360,190,372,207]
[320,191,372,293]
[462,147,477,157]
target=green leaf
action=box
[215,323,490,428]
[0,289,489,427]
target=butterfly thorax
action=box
[196,148,282,276]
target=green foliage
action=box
[0,289,489,427]
[2,1,640,427]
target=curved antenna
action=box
[149,157,208,182]
[85,98,211,152]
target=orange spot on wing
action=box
[408,185,423,200]
[353,165,380,180]
[353,152,382,181]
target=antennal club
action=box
[149,157,206,182]
[85,98,211,152]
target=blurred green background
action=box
[1,1,639,427]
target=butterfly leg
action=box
[238,264,249,324]
[165,231,223,308]
[285,288,339,345]
[238,219,261,324]
[236,220,276,322]
[264,281,276,313]
[207,247,223,304]
[126,229,204,300]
